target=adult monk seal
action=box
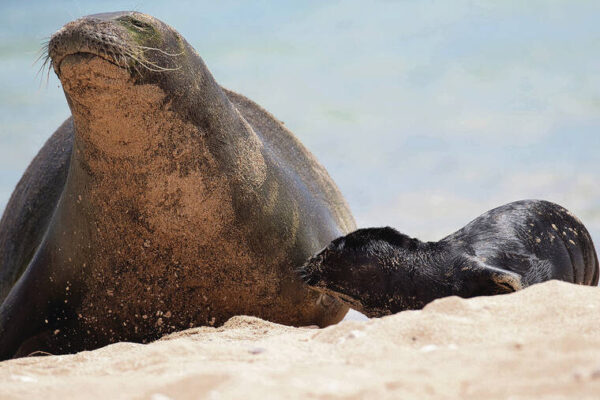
[0,11,355,360]
[299,200,598,317]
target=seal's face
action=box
[300,227,412,315]
[48,12,183,80]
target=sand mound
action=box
[1,280,599,399]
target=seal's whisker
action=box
[34,40,51,65]
[45,64,52,86]
[33,52,47,66]
[92,42,181,72]
[35,53,53,88]
[123,50,181,72]
[137,45,185,57]
[38,37,51,49]
[128,58,143,77]
[107,48,122,68]
[35,45,49,59]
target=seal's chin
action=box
[56,52,135,101]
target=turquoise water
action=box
[1,0,599,247]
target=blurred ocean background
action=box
[1,1,599,251]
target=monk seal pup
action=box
[299,200,598,317]
[0,11,355,360]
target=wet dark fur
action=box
[300,200,599,317]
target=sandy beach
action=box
[1,280,598,399]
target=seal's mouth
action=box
[55,51,124,76]
[299,257,367,313]
[311,285,365,313]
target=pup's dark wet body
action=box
[300,200,599,317]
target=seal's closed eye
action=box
[117,16,153,32]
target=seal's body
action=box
[300,200,598,317]
[0,11,354,360]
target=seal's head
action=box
[299,227,418,315]
[45,12,199,158]
[45,11,231,162]
[48,11,184,80]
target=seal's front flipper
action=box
[0,118,73,304]
[458,261,524,298]
[0,272,45,360]
[487,270,524,294]
[0,241,70,360]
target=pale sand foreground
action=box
[1,281,599,399]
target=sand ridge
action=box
[1,280,599,399]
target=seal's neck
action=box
[60,55,191,163]
[52,52,266,265]
[385,242,459,307]
[323,239,461,318]
[60,52,266,190]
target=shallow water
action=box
[1,0,599,249]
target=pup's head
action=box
[299,227,420,316]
